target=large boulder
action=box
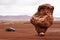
[30,4,54,36]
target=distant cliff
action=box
[0,15,31,20]
[0,15,60,21]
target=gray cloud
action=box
[0,0,40,6]
[0,0,16,5]
[0,0,60,17]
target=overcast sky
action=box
[0,0,60,17]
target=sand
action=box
[0,21,60,40]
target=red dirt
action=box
[0,21,60,40]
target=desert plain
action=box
[0,20,60,40]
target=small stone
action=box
[6,27,15,32]
[40,32,45,36]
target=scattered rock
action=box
[6,27,15,32]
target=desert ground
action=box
[0,20,60,40]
